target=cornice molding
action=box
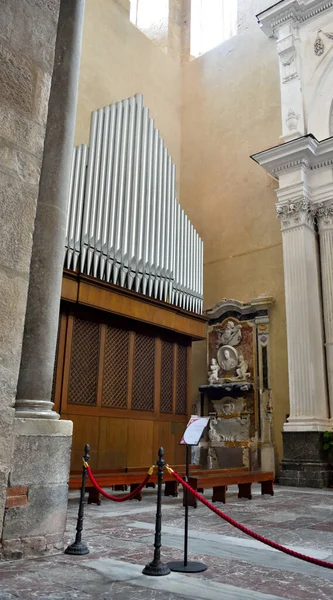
[257,0,333,38]
[251,134,333,178]
[205,298,274,322]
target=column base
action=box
[15,400,60,419]
[283,416,332,432]
[279,431,332,488]
[1,418,72,559]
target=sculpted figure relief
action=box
[208,358,220,385]
[217,320,242,348]
[208,419,221,443]
[236,355,251,380]
[220,400,235,416]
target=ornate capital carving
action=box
[276,200,314,231]
[316,201,333,231]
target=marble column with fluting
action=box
[317,201,333,420]
[15,0,86,418]
[277,199,330,431]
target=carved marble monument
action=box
[199,298,274,473]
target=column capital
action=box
[276,199,314,231]
[316,200,333,231]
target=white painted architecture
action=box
[257,0,333,143]
[253,137,333,431]
[252,0,333,484]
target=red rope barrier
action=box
[167,466,333,570]
[86,465,154,502]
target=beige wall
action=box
[75,0,181,173]
[181,0,289,467]
[74,0,289,467]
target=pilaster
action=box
[277,23,305,141]
[317,201,333,418]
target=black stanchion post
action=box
[168,444,207,573]
[65,444,90,556]
[142,447,170,576]
[184,444,189,566]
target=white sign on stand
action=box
[180,415,209,446]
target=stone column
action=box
[1,0,85,558]
[277,199,329,430]
[15,0,86,418]
[277,199,331,487]
[317,201,333,419]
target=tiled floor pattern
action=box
[1,484,333,599]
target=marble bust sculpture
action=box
[218,346,238,372]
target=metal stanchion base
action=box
[168,561,207,573]
[64,541,89,555]
[142,560,171,576]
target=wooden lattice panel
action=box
[176,344,188,414]
[160,341,174,413]
[102,326,129,408]
[132,333,155,411]
[68,318,100,405]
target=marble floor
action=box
[1,484,333,599]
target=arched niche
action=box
[308,49,333,140]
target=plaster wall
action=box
[75,0,181,174]
[0,0,60,543]
[181,0,289,466]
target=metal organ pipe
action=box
[81,110,97,272]
[135,106,149,293]
[65,95,204,314]
[87,108,104,276]
[94,106,110,278]
[65,145,79,270]
[66,144,88,272]
[114,98,129,285]
[101,103,116,280]
[106,101,122,283]
[128,94,144,291]
[142,118,154,297]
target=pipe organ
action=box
[65,94,203,314]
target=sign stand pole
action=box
[168,419,207,573]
